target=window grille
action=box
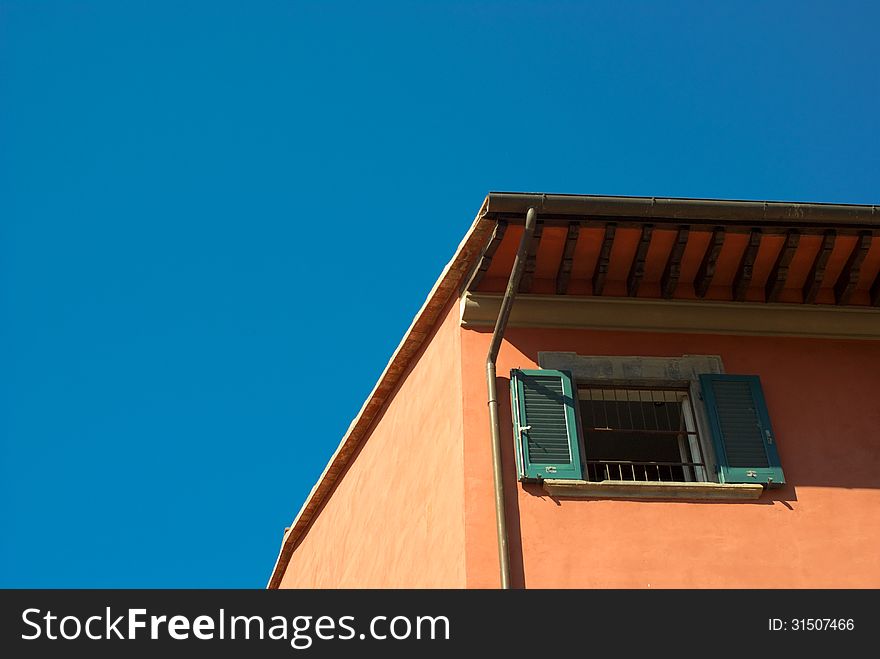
[577,387,707,482]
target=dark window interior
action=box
[578,387,703,482]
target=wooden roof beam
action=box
[626,224,654,297]
[660,226,689,299]
[555,222,580,295]
[518,221,543,293]
[592,223,616,296]
[765,230,800,302]
[465,219,507,291]
[802,230,836,304]
[833,231,872,305]
[732,229,762,301]
[694,227,725,298]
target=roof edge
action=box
[487,192,878,225]
[267,196,494,588]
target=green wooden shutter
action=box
[510,369,583,481]
[699,374,784,487]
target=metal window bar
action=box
[578,386,707,483]
[585,460,706,483]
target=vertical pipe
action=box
[486,207,537,590]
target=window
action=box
[510,366,784,488]
[578,386,707,483]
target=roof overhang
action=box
[470,192,880,306]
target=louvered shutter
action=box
[699,374,785,487]
[510,369,583,481]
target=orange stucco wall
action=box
[279,299,466,587]
[461,327,880,588]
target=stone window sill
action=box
[542,479,764,501]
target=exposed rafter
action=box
[626,224,654,297]
[834,231,872,305]
[465,220,507,291]
[732,229,762,301]
[555,222,580,295]
[765,230,800,302]
[592,223,616,296]
[694,227,725,298]
[660,226,689,299]
[802,230,836,304]
[518,221,543,293]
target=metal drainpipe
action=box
[486,206,537,590]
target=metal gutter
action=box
[487,192,878,227]
[485,207,537,590]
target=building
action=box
[269,192,880,589]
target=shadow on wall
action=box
[521,483,798,508]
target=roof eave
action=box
[487,192,878,227]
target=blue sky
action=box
[1,1,877,587]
